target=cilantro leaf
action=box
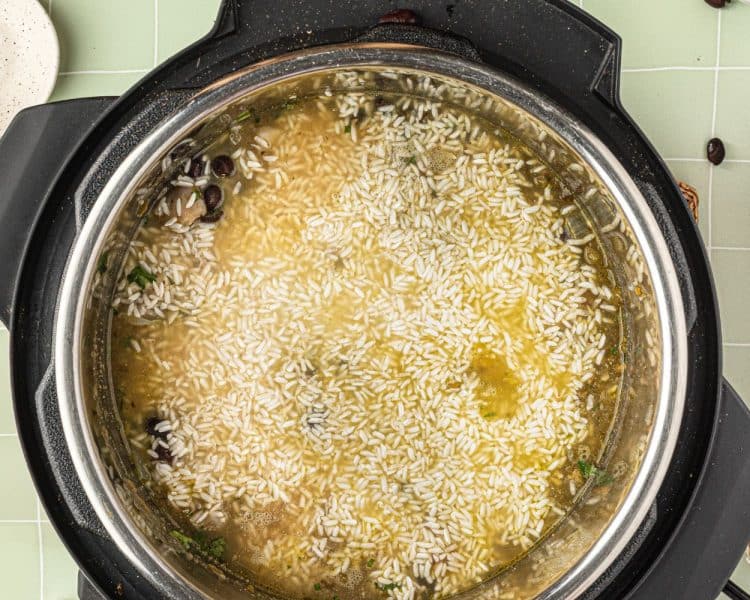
[577,460,614,486]
[127,265,157,289]
[170,529,226,560]
[170,530,193,550]
[207,537,226,560]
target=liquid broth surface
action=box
[110,81,623,600]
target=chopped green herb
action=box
[170,530,193,550]
[313,583,322,591]
[123,336,134,349]
[280,97,298,112]
[577,460,614,486]
[405,155,417,165]
[97,251,109,275]
[609,345,619,356]
[344,124,351,134]
[482,411,497,419]
[127,265,156,289]
[235,108,256,123]
[207,537,226,559]
[169,530,226,560]
[192,530,210,547]
[366,558,375,568]
[375,582,401,592]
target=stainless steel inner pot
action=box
[55,44,688,599]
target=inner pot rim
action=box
[54,43,688,600]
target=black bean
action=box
[704,0,729,7]
[155,444,173,464]
[200,209,224,223]
[446,4,455,16]
[203,184,224,212]
[707,137,726,165]
[188,158,205,178]
[211,155,235,177]
[145,416,168,439]
[378,9,420,24]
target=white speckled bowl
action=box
[0,0,59,136]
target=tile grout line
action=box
[0,520,50,524]
[713,246,750,251]
[47,0,52,16]
[0,433,18,437]
[622,66,750,72]
[37,499,44,600]
[663,158,750,163]
[708,10,722,251]
[725,343,750,347]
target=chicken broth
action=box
[111,81,623,599]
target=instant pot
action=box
[2,1,750,599]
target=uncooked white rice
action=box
[112,80,619,600]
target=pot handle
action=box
[0,98,114,328]
[203,0,621,107]
[629,379,750,600]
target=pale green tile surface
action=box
[0,437,41,521]
[42,524,78,600]
[715,70,750,161]
[720,2,750,67]
[712,249,750,344]
[157,0,219,62]
[585,0,718,68]
[2,0,750,598]
[0,524,40,600]
[712,162,750,248]
[50,0,155,72]
[621,70,714,159]
[0,328,13,434]
[725,346,750,404]
[733,555,750,594]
